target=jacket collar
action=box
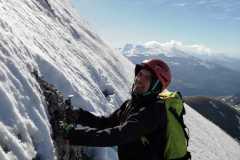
[131,92,159,106]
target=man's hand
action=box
[52,121,74,145]
[59,121,74,139]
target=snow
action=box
[0,0,133,159]
[185,104,240,160]
[121,40,214,58]
[0,0,239,160]
[121,41,240,72]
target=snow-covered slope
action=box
[185,104,240,160]
[0,0,239,160]
[0,0,133,159]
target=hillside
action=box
[184,96,240,141]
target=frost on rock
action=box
[31,70,93,160]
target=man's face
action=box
[133,69,152,94]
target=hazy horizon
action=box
[72,0,240,58]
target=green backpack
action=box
[159,91,191,160]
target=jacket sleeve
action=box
[67,102,163,147]
[73,100,128,129]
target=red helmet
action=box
[135,59,171,90]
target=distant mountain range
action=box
[120,41,240,96]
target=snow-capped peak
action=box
[122,40,215,58]
[144,40,162,47]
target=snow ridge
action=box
[0,0,133,159]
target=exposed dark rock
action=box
[31,69,92,160]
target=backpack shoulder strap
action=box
[160,91,190,146]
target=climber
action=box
[61,59,172,160]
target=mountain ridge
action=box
[121,42,240,96]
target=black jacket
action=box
[68,95,167,160]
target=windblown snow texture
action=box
[0,0,133,159]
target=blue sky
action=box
[72,0,240,57]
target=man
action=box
[63,59,171,160]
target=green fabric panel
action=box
[160,91,188,160]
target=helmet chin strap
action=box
[131,78,162,98]
[142,80,160,96]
